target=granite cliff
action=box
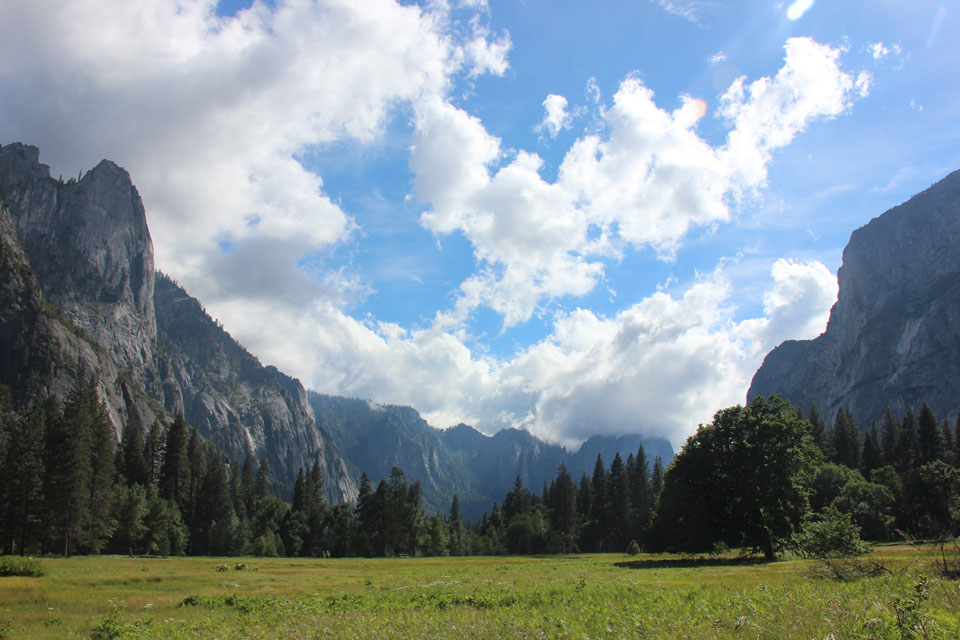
[749,169,960,427]
[0,143,356,502]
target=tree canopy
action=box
[648,395,820,560]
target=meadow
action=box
[1,546,958,639]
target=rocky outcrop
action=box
[749,169,960,427]
[0,143,355,502]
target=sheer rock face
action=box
[0,143,156,376]
[0,143,356,502]
[749,169,960,427]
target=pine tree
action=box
[830,407,861,469]
[916,403,943,465]
[898,409,918,472]
[606,453,631,551]
[143,421,163,485]
[650,456,664,505]
[45,376,94,556]
[547,464,577,552]
[185,428,205,550]
[117,414,148,486]
[629,445,651,537]
[808,405,828,455]
[861,422,882,472]
[880,407,901,467]
[195,451,236,555]
[0,404,46,555]
[941,417,955,465]
[84,391,118,553]
[159,413,190,514]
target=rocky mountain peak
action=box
[0,142,156,373]
[748,169,960,427]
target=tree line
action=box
[2,378,958,559]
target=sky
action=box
[1,0,958,450]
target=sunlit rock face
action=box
[0,143,356,502]
[749,169,960,427]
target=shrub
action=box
[792,507,869,559]
[625,540,641,555]
[0,556,45,577]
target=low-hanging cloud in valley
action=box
[0,0,858,447]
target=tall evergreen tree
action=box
[547,464,578,552]
[830,407,861,469]
[898,409,918,471]
[84,391,118,553]
[185,428,205,550]
[650,456,664,505]
[0,404,46,555]
[117,414,148,486]
[861,422,882,472]
[143,420,164,485]
[880,407,901,467]
[916,403,943,465]
[606,453,631,551]
[629,445,651,539]
[44,375,94,556]
[159,413,190,514]
[808,405,828,455]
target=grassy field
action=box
[1,546,958,639]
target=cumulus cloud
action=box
[0,1,857,450]
[0,0,505,304]
[225,256,838,449]
[412,37,861,327]
[536,94,573,138]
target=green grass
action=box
[1,546,958,639]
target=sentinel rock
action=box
[0,143,356,502]
[748,169,960,428]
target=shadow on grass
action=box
[614,556,772,570]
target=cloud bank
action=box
[0,0,858,447]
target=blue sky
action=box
[1,0,957,448]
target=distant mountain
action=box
[312,392,673,520]
[749,169,960,427]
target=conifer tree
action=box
[84,391,118,553]
[861,422,882,472]
[117,414,148,486]
[830,407,861,469]
[607,453,631,551]
[650,456,664,505]
[880,407,901,467]
[629,445,652,540]
[547,464,577,552]
[159,413,190,514]
[808,405,828,454]
[44,375,94,556]
[916,403,943,465]
[0,404,45,555]
[898,409,918,471]
[143,420,164,485]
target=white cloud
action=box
[536,94,572,138]
[652,0,717,25]
[719,37,859,191]
[0,0,505,305]
[709,51,728,64]
[785,0,815,21]
[411,37,861,327]
[868,42,890,60]
[230,257,838,449]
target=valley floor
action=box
[1,546,958,639]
